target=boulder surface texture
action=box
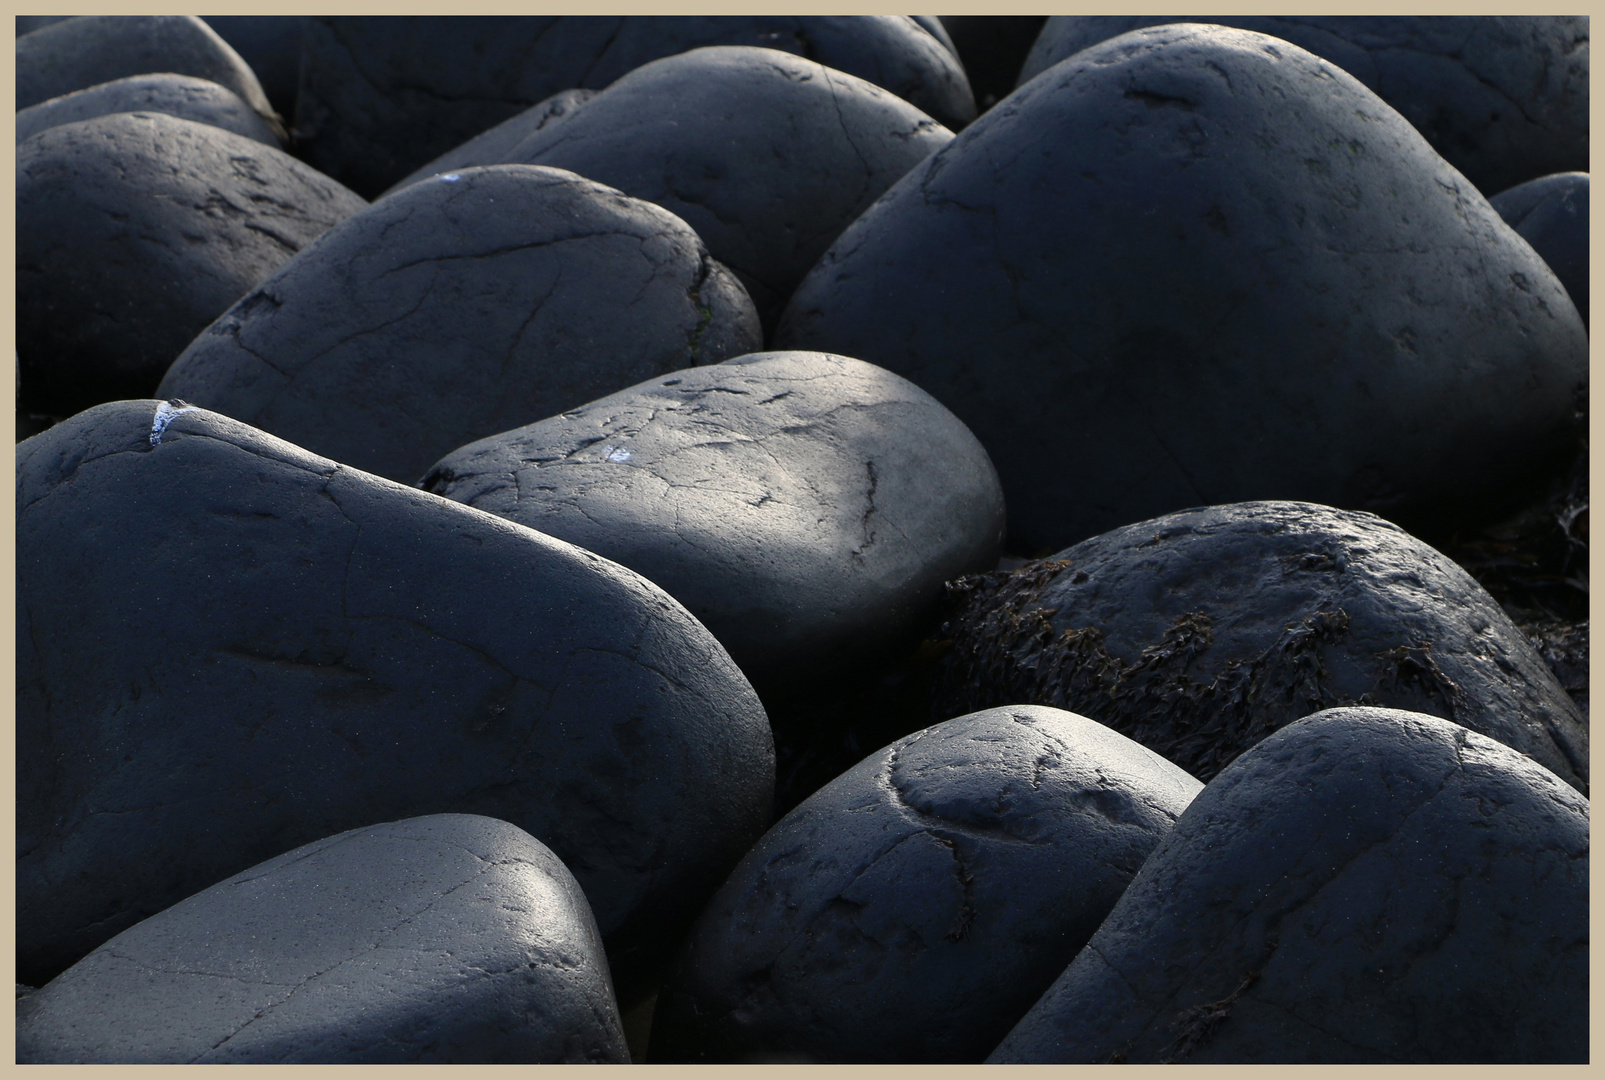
[17,111,366,417]
[388,47,953,331]
[1489,171,1589,326]
[18,815,630,1064]
[295,15,973,197]
[775,24,1588,553]
[1018,15,1590,196]
[937,501,1589,791]
[16,73,283,147]
[16,14,280,134]
[990,707,1589,1063]
[651,706,1203,1063]
[160,165,760,485]
[424,351,1005,692]
[16,402,774,996]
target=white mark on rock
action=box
[603,445,632,463]
[150,400,200,446]
[438,173,461,182]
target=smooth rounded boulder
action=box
[1018,16,1590,196]
[651,706,1203,1063]
[16,15,281,134]
[160,165,760,485]
[389,47,954,330]
[16,402,775,998]
[17,112,366,418]
[423,351,1005,693]
[937,501,1589,791]
[1489,171,1588,326]
[296,15,973,198]
[990,707,1589,1063]
[16,73,283,147]
[17,815,629,1064]
[775,24,1588,552]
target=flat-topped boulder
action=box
[423,351,1005,692]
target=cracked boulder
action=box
[296,15,973,199]
[16,402,775,1000]
[1017,16,1589,196]
[775,23,1589,552]
[16,73,284,147]
[16,15,282,136]
[989,707,1590,1063]
[388,46,954,331]
[1489,171,1588,327]
[159,164,760,485]
[16,815,629,1064]
[422,350,1005,694]
[649,705,1203,1063]
[936,501,1589,792]
[16,111,366,418]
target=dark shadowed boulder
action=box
[393,47,953,335]
[990,707,1589,1063]
[1489,171,1588,326]
[16,402,774,1000]
[160,165,760,485]
[16,15,281,135]
[1018,16,1589,195]
[423,351,1005,693]
[295,15,974,198]
[17,815,629,1064]
[938,16,1048,110]
[17,111,366,417]
[651,706,1202,1063]
[202,15,304,121]
[936,501,1588,791]
[775,24,1587,552]
[16,73,282,146]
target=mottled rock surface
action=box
[1018,16,1590,195]
[16,15,280,134]
[990,707,1589,1063]
[160,165,759,485]
[17,112,365,417]
[16,73,282,146]
[777,24,1587,552]
[425,351,1002,691]
[652,706,1202,1063]
[16,402,774,998]
[18,815,629,1064]
[295,15,973,197]
[1489,171,1588,325]
[390,47,954,330]
[936,501,1588,791]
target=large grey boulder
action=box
[16,402,774,1000]
[990,707,1589,1063]
[159,165,760,485]
[16,73,283,146]
[1489,171,1588,326]
[17,815,629,1063]
[651,706,1202,1063]
[775,24,1587,552]
[424,351,1005,693]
